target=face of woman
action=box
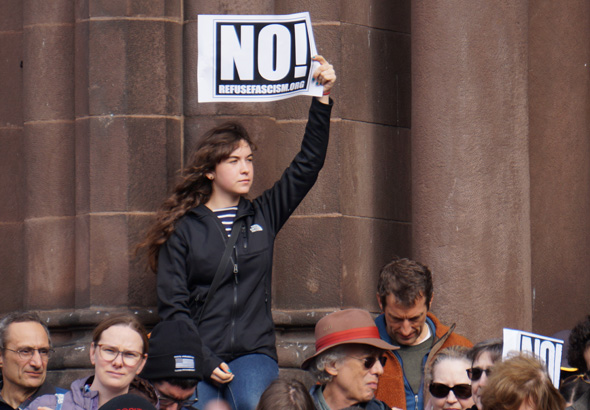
[471,351,495,410]
[90,325,146,394]
[430,358,474,410]
[209,140,254,205]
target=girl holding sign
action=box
[138,56,336,410]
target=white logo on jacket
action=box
[250,224,263,233]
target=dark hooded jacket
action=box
[157,98,333,380]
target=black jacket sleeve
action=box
[255,97,333,234]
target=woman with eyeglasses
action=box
[425,346,474,410]
[466,339,502,410]
[27,314,156,410]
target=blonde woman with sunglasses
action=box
[425,346,475,410]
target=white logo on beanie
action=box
[174,355,196,372]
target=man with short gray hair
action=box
[0,312,64,410]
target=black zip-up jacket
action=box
[157,98,333,381]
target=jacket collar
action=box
[374,313,436,348]
[189,196,254,219]
[425,314,457,370]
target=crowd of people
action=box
[1,258,589,410]
[1,57,589,410]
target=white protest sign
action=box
[198,12,323,103]
[502,328,564,387]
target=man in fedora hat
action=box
[302,309,398,410]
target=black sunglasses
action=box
[347,355,388,370]
[429,383,472,400]
[467,367,491,381]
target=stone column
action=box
[411,1,532,340]
[529,0,590,334]
[0,0,25,311]
[74,1,183,309]
[23,0,76,309]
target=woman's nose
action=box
[240,161,250,173]
[446,391,458,404]
[479,372,488,387]
[111,352,125,367]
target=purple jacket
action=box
[26,377,98,410]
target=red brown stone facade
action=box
[0,0,588,385]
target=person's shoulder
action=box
[364,398,393,410]
[25,393,59,410]
[25,382,67,409]
[34,382,67,398]
[168,205,217,238]
[180,205,210,223]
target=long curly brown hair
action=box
[137,122,256,272]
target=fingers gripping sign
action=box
[312,55,336,104]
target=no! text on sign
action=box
[502,328,564,388]
[198,12,323,103]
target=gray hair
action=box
[468,338,503,366]
[0,311,51,349]
[307,346,348,383]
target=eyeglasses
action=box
[563,374,590,385]
[347,355,388,370]
[96,343,144,367]
[3,347,54,361]
[467,367,492,381]
[156,390,198,409]
[429,383,472,400]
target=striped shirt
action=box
[212,206,238,236]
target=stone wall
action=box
[1,0,589,388]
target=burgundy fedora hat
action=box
[301,309,397,369]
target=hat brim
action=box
[301,337,398,370]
